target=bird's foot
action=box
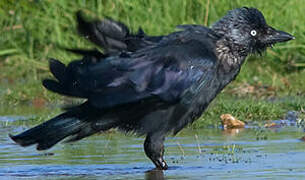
[154,158,168,170]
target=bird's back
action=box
[43,25,222,134]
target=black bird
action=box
[10,7,294,170]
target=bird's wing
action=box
[76,11,162,53]
[43,28,218,109]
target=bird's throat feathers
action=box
[215,38,246,73]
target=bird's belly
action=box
[167,79,222,134]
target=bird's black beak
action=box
[264,27,295,44]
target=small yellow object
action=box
[264,122,278,128]
[221,114,245,129]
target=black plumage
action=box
[10,7,294,170]
[76,11,162,54]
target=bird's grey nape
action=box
[211,7,266,36]
[211,7,269,55]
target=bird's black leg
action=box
[144,132,168,170]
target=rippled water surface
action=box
[1,116,305,179]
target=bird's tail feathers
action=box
[10,112,86,150]
[9,104,115,150]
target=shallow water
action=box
[1,116,305,179]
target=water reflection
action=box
[145,169,164,180]
[1,118,305,179]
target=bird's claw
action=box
[154,158,168,170]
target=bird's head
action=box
[212,7,294,55]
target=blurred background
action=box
[0,0,304,126]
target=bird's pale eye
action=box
[250,30,257,37]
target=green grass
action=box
[0,0,304,126]
[192,93,305,128]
